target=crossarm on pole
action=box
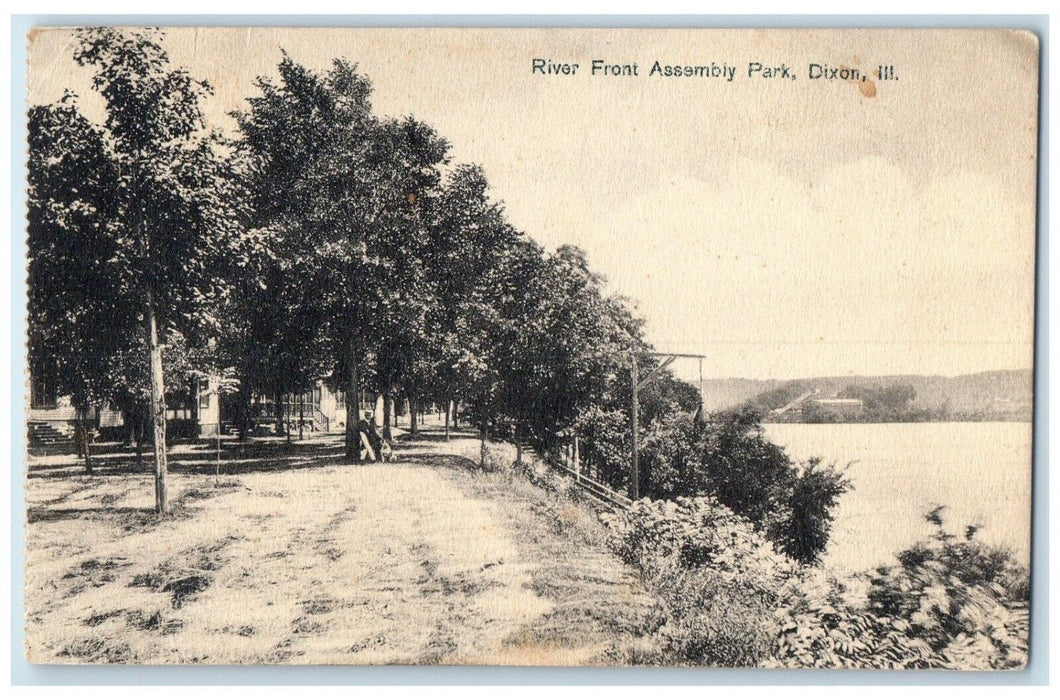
[636,354,677,391]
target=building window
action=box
[30,359,58,409]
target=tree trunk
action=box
[215,424,222,486]
[146,299,168,515]
[134,408,144,467]
[75,407,85,459]
[344,342,361,463]
[298,392,305,441]
[382,393,393,442]
[452,400,459,429]
[274,391,285,437]
[85,407,94,474]
[408,395,418,435]
[236,382,250,446]
[444,400,450,441]
[479,418,488,470]
[78,406,93,474]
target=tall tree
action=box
[236,56,375,460]
[68,28,242,512]
[236,57,449,460]
[27,97,129,473]
[426,164,521,434]
[365,117,449,438]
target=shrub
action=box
[602,497,798,586]
[571,406,631,492]
[862,508,1029,669]
[601,497,797,666]
[639,412,705,501]
[699,409,798,531]
[769,458,850,564]
[773,508,1029,669]
[602,500,1030,669]
[646,556,778,667]
[479,443,512,473]
[638,407,850,564]
[771,596,938,669]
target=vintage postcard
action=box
[23,27,1038,668]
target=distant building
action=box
[769,391,863,422]
[27,356,206,449]
[810,397,864,417]
[27,357,386,449]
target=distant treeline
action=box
[751,383,947,423]
[702,370,1033,423]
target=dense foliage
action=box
[638,407,850,564]
[27,27,846,542]
[29,29,242,501]
[602,500,1029,669]
[28,28,696,491]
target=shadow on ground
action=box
[394,428,477,444]
[26,506,151,525]
[26,481,244,527]
[26,437,353,480]
[398,453,480,471]
[26,427,484,481]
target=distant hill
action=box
[700,378,785,413]
[700,369,1034,422]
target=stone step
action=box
[27,421,76,448]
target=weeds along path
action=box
[25,430,655,664]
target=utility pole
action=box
[628,350,706,502]
[630,352,639,501]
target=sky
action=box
[26,27,1040,381]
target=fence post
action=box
[215,421,221,486]
[574,435,580,477]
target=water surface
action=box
[764,422,1032,572]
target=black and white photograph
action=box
[21,26,1038,669]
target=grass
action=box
[430,437,661,664]
[25,427,662,665]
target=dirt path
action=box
[25,433,656,664]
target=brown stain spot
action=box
[27,27,42,44]
[407,192,417,204]
[839,63,877,99]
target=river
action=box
[763,422,1033,573]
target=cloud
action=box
[589,157,1034,378]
